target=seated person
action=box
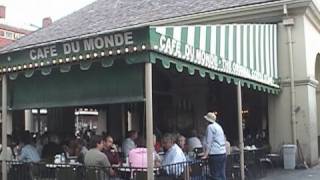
[161,133,186,177]
[128,137,161,168]
[122,130,138,158]
[18,132,40,163]
[103,135,121,166]
[0,135,14,161]
[187,130,203,153]
[177,134,187,153]
[41,134,64,163]
[84,135,115,178]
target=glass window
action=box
[5,31,13,39]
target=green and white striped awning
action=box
[0,25,279,94]
[149,24,279,92]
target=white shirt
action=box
[162,144,186,176]
[206,122,226,155]
[0,145,13,161]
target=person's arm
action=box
[101,154,115,176]
[18,147,27,161]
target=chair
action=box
[56,167,77,180]
[85,168,101,180]
[190,161,203,178]
[193,148,204,159]
[226,155,234,179]
[134,171,147,180]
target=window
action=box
[14,33,22,40]
[0,30,4,37]
[5,31,13,39]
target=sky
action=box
[0,0,96,30]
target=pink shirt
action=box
[129,148,155,168]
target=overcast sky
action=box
[0,0,96,30]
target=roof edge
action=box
[0,0,314,55]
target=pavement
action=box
[259,164,320,180]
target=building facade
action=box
[0,6,30,48]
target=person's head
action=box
[20,131,32,145]
[177,135,186,149]
[89,135,104,151]
[204,112,217,124]
[190,130,198,138]
[161,133,175,151]
[136,137,146,148]
[127,130,138,140]
[103,135,114,150]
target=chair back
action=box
[134,171,147,180]
[85,168,101,180]
[56,167,77,180]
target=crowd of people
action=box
[0,111,231,179]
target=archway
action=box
[316,54,320,155]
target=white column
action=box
[96,109,107,135]
[25,109,34,132]
[237,83,245,180]
[2,74,8,180]
[145,63,154,180]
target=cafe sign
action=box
[29,32,134,61]
[150,25,279,87]
[0,28,149,72]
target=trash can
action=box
[282,144,296,169]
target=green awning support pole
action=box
[237,82,245,180]
[2,74,8,180]
[145,62,154,180]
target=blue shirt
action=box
[206,122,226,155]
[19,144,41,162]
[162,144,186,176]
[122,138,136,158]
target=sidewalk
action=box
[259,164,320,180]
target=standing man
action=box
[202,112,226,180]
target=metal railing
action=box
[2,160,209,180]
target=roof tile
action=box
[0,0,279,53]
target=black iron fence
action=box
[2,160,209,180]
[1,150,272,180]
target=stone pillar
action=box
[96,109,107,135]
[268,17,319,165]
[24,110,34,132]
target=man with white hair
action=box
[202,112,226,180]
[161,133,186,177]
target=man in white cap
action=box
[202,112,226,180]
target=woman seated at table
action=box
[128,137,161,168]
[84,135,115,178]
